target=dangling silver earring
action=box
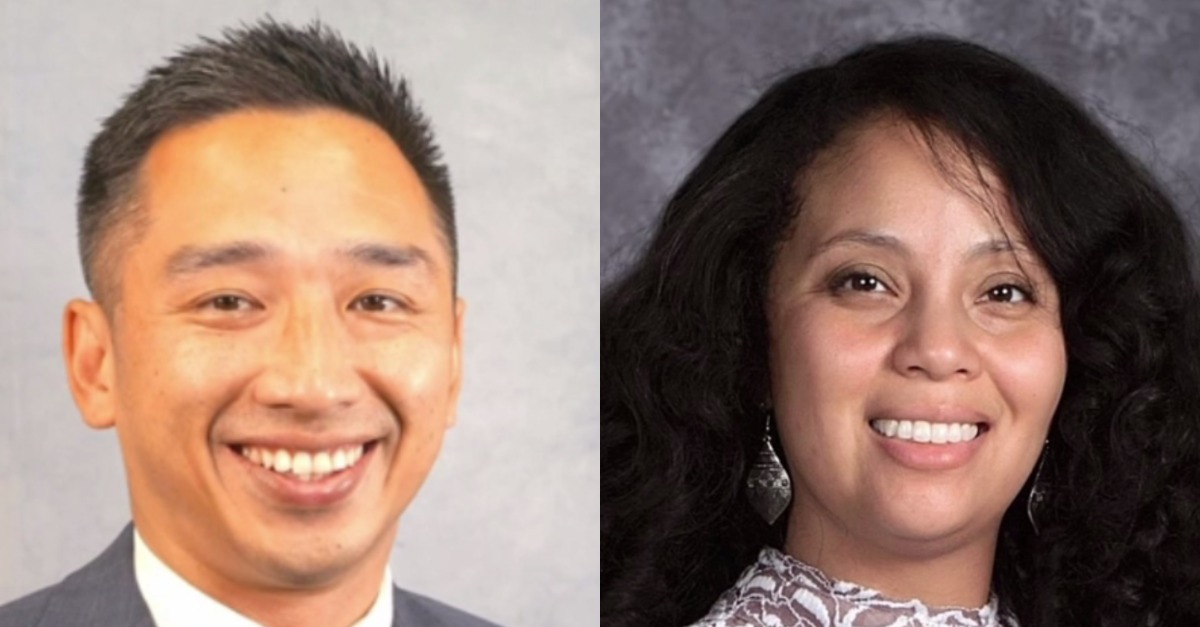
[746,411,792,525]
[1026,439,1049,535]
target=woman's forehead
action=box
[794,118,1024,245]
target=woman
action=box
[601,37,1200,626]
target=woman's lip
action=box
[226,441,377,509]
[869,407,993,426]
[869,423,987,470]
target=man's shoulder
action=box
[0,525,151,627]
[393,585,500,627]
[0,584,55,627]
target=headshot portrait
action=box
[0,2,597,626]
[602,2,1200,626]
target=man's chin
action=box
[220,490,397,589]
[238,527,386,589]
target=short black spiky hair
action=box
[78,18,455,304]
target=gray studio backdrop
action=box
[0,1,598,625]
[602,0,1200,284]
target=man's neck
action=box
[133,528,394,627]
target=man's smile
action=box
[234,441,374,481]
[225,440,383,509]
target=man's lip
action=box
[225,440,378,508]
[225,435,382,451]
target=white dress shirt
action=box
[133,530,393,627]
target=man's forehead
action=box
[128,108,451,267]
[139,107,427,197]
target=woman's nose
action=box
[889,297,981,381]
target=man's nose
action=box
[252,301,365,414]
[889,296,982,382]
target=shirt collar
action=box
[133,528,393,627]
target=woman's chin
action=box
[868,507,997,555]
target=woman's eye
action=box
[834,272,888,293]
[984,284,1032,304]
[353,294,404,312]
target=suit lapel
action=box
[31,526,484,626]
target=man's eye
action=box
[353,294,405,312]
[203,295,255,312]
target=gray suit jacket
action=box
[0,525,498,627]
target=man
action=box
[0,19,494,627]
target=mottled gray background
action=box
[0,1,598,625]
[602,0,1200,283]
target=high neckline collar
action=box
[691,546,1014,626]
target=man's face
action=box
[67,108,463,590]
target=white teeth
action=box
[292,452,312,475]
[273,449,291,473]
[239,443,368,480]
[870,419,982,444]
[290,449,309,473]
[913,421,931,442]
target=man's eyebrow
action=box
[163,241,439,278]
[165,241,275,276]
[338,243,437,274]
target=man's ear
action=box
[63,299,118,429]
[446,298,466,429]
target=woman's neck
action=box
[783,510,998,608]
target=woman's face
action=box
[767,119,1066,565]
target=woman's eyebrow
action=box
[809,229,907,260]
[965,238,1038,262]
[810,230,1035,263]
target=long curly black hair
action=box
[602,36,1200,626]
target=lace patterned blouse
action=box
[688,547,1019,627]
